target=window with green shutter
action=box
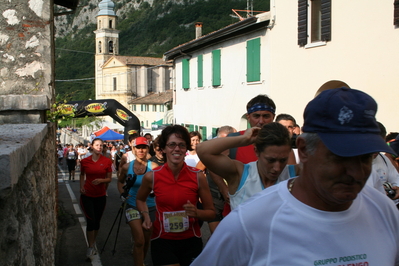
[200,126,207,141]
[188,124,194,132]
[212,49,221,86]
[197,55,203,87]
[247,38,261,82]
[212,127,218,138]
[182,59,190,90]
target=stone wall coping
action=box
[0,124,48,198]
[0,95,50,111]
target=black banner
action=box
[57,99,140,144]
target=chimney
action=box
[195,22,203,39]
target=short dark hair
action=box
[153,135,160,149]
[189,131,202,141]
[386,132,399,142]
[217,126,236,136]
[128,133,139,142]
[246,95,276,112]
[91,138,104,145]
[159,125,193,152]
[377,122,386,139]
[275,113,297,125]
[254,122,291,153]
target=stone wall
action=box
[59,128,89,146]
[0,0,59,264]
[0,123,57,265]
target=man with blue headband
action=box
[229,94,276,163]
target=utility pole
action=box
[247,0,253,17]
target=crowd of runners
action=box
[58,87,399,265]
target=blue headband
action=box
[247,103,275,115]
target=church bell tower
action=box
[94,0,119,99]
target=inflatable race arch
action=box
[57,99,140,144]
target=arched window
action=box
[109,41,113,53]
[109,20,113,29]
[99,20,101,29]
[98,41,102,53]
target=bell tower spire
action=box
[94,0,119,99]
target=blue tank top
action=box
[126,160,155,207]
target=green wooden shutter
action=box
[182,59,190,90]
[212,127,218,138]
[212,49,221,86]
[201,126,207,141]
[247,38,261,82]
[188,124,194,132]
[197,55,203,87]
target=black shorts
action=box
[66,159,76,172]
[151,237,202,266]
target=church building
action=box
[94,0,173,128]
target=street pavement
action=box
[55,161,211,266]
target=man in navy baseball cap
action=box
[302,87,395,157]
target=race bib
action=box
[125,208,141,222]
[163,211,189,233]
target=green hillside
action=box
[55,0,269,101]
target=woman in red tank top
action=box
[137,125,215,266]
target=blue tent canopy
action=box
[97,129,124,141]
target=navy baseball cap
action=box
[302,87,395,157]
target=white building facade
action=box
[165,14,272,139]
[165,0,399,137]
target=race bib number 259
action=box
[163,211,189,233]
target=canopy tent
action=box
[99,121,124,131]
[94,126,110,136]
[151,119,163,126]
[97,129,124,141]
